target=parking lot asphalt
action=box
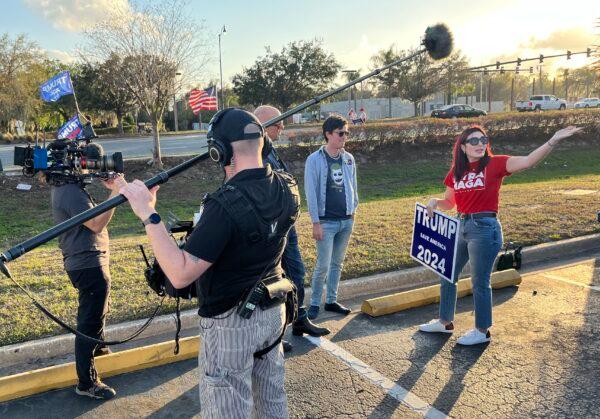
[1,257,599,418]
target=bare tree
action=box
[82,0,210,167]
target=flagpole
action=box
[72,90,87,122]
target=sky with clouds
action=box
[2,0,598,83]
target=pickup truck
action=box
[515,95,567,112]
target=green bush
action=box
[289,109,600,147]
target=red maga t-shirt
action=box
[444,155,512,214]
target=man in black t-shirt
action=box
[50,174,125,400]
[120,108,299,418]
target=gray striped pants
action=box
[198,304,288,419]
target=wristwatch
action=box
[142,213,161,226]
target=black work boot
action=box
[292,316,331,337]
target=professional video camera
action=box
[12,123,124,185]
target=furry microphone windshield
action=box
[423,23,454,60]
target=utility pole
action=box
[487,77,492,112]
[479,72,483,103]
[532,78,536,95]
[173,94,178,131]
[564,69,569,100]
[510,77,515,111]
[218,25,227,110]
[539,65,543,93]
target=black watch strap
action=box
[142,213,161,226]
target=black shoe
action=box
[324,302,351,316]
[282,340,293,353]
[307,305,320,320]
[292,317,330,337]
[75,381,116,400]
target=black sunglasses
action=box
[336,131,350,138]
[464,136,489,146]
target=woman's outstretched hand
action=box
[549,126,583,144]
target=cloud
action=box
[46,49,77,63]
[23,0,130,32]
[521,27,595,52]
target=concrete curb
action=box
[2,233,599,368]
[362,269,521,317]
[0,336,198,403]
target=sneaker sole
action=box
[75,387,116,400]
[418,327,454,334]
[75,388,103,400]
[456,338,491,346]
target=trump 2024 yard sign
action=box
[410,203,460,283]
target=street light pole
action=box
[173,71,182,132]
[218,25,226,110]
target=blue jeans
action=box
[310,218,354,307]
[439,217,503,330]
[281,226,307,320]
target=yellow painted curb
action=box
[0,336,199,403]
[361,269,522,317]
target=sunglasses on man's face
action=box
[335,131,350,138]
[464,136,489,146]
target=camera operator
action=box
[47,169,125,400]
[120,108,299,418]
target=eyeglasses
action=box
[464,136,489,146]
[336,131,350,138]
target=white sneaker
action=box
[418,319,454,334]
[457,329,491,346]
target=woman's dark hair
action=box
[452,125,493,181]
[322,115,348,142]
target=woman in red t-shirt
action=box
[419,124,582,345]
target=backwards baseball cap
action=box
[207,108,264,144]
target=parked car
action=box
[516,95,567,112]
[430,104,487,119]
[574,98,600,108]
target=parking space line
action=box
[304,336,448,419]
[541,273,600,292]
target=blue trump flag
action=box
[57,115,84,140]
[40,71,74,102]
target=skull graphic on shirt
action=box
[331,163,343,187]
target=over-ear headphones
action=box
[207,108,234,166]
[206,107,265,167]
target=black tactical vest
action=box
[195,168,300,317]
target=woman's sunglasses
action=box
[464,136,489,146]
[336,131,350,138]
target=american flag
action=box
[188,87,218,114]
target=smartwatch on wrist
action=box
[142,213,161,226]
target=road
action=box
[0,134,207,171]
[1,255,599,418]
